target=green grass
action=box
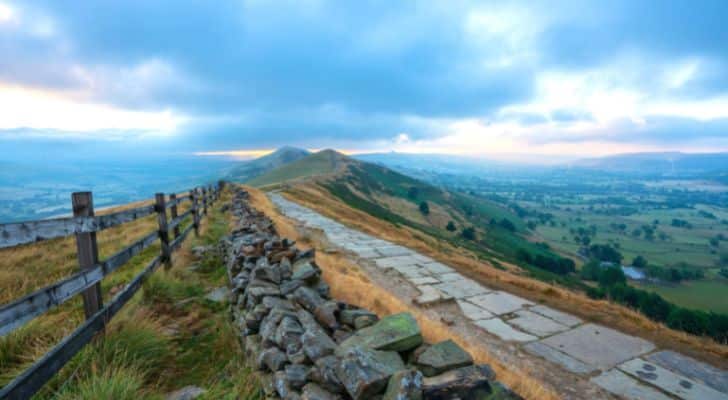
[1,189,262,399]
[532,203,726,268]
[636,280,728,314]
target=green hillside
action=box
[248,149,349,187]
[257,149,582,288]
[227,146,309,182]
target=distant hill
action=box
[226,146,310,183]
[571,152,728,174]
[247,149,349,187]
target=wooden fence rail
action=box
[0,181,224,400]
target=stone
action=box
[335,347,406,400]
[274,370,294,398]
[204,287,228,303]
[506,310,569,337]
[166,385,206,400]
[645,350,728,394]
[528,305,582,328]
[340,309,378,327]
[301,383,342,400]
[259,347,288,372]
[354,314,378,330]
[383,369,423,400]
[292,260,320,282]
[591,369,672,400]
[466,292,533,316]
[540,324,655,370]
[262,296,296,311]
[421,365,496,400]
[274,316,304,351]
[301,330,337,362]
[414,285,450,305]
[314,301,340,330]
[313,356,346,394]
[456,299,494,321]
[252,263,282,284]
[338,313,423,355]
[292,286,326,312]
[618,358,726,400]
[523,342,598,375]
[285,364,310,390]
[415,339,473,377]
[474,319,537,342]
[281,279,304,295]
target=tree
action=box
[419,201,429,215]
[587,244,623,264]
[598,266,626,287]
[632,255,648,269]
[498,218,516,232]
[407,186,419,199]
[446,221,456,232]
[461,227,476,240]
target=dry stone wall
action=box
[220,187,521,400]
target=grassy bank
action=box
[0,189,261,399]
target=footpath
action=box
[271,193,728,400]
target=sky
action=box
[1,0,728,161]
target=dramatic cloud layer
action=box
[1,0,727,157]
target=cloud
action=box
[0,0,727,157]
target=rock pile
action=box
[221,188,520,400]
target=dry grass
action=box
[277,183,728,367]
[248,185,559,400]
[0,194,197,388]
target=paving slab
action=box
[393,264,428,279]
[434,279,490,299]
[437,272,463,282]
[541,324,655,370]
[356,250,381,259]
[592,369,672,400]
[474,318,537,342]
[523,342,598,375]
[455,299,494,321]
[506,310,569,337]
[528,304,582,328]
[414,285,451,305]
[419,261,455,274]
[618,358,727,400]
[409,276,440,286]
[645,350,728,394]
[375,255,420,269]
[378,245,413,257]
[466,292,533,315]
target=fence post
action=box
[169,193,180,239]
[155,193,172,270]
[202,187,208,215]
[72,192,103,320]
[192,188,200,237]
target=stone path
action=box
[271,194,728,400]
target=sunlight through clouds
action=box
[0,84,186,133]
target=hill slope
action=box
[255,150,581,288]
[247,149,350,187]
[226,146,310,183]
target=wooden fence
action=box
[0,181,225,400]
